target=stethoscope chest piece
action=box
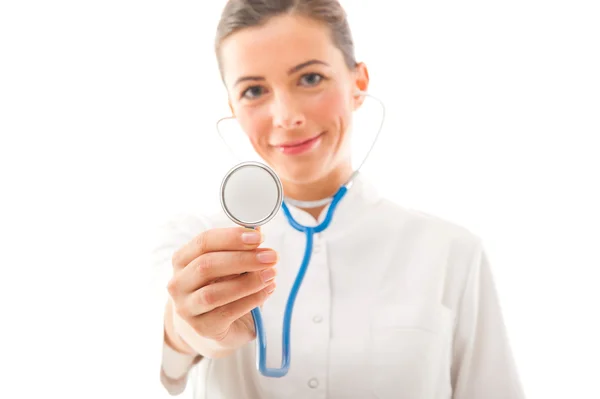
[220,161,283,228]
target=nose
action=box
[270,92,305,130]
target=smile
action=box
[274,132,325,155]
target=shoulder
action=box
[364,196,486,289]
[372,197,483,250]
[369,198,488,306]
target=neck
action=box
[282,162,353,220]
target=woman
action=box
[156,0,525,398]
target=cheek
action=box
[236,107,271,145]
[307,88,351,130]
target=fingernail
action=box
[257,250,277,263]
[265,282,276,294]
[242,231,263,244]
[260,267,277,283]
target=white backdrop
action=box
[1,1,599,398]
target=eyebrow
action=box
[233,59,330,87]
[288,59,329,74]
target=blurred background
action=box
[0,1,598,398]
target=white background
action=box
[1,1,599,398]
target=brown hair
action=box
[215,0,357,78]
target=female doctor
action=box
[155,0,525,398]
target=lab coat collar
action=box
[271,172,381,235]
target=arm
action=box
[451,243,526,398]
[151,213,209,395]
[160,298,202,396]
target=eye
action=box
[299,73,324,87]
[241,86,266,100]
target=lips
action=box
[274,132,324,155]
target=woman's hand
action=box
[165,227,277,358]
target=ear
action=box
[352,62,370,110]
[228,99,235,117]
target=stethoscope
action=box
[216,90,385,378]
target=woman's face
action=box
[220,14,369,186]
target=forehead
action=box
[220,14,343,85]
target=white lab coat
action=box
[154,173,525,398]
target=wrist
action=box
[164,300,197,355]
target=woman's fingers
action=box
[181,268,278,317]
[190,282,277,340]
[171,227,264,271]
[169,248,278,297]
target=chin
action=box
[270,160,325,184]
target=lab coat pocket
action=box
[368,303,453,399]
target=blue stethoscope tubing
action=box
[249,185,349,377]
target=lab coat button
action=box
[313,244,320,253]
[313,314,323,323]
[308,378,319,388]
